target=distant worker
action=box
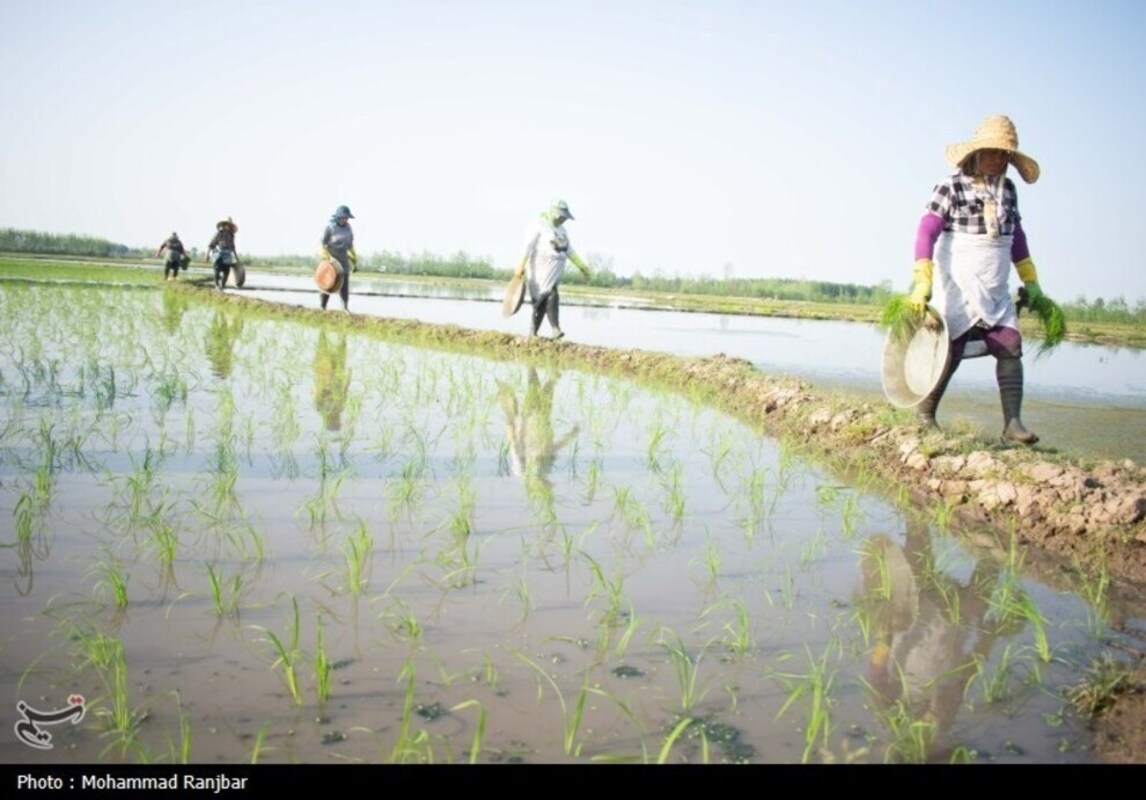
[320,205,357,312]
[514,199,591,339]
[156,232,187,281]
[907,115,1048,444]
[206,216,239,291]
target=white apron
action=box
[932,231,1018,341]
[522,217,571,300]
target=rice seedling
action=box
[660,461,686,523]
[877,697,937,764]
[166,692,193,764]
[247,724,270,764]
[877,293,925,344]
[92,554,130,610]
[770,642,840,764]
[255,595,303,706]
[381,598,423,643]
[449,699,488,764]
[657,715,695,764]
[154,371,189,414]
[82,634,143,757]
[513,652,593,757]
[390,658,433,763]
[584,456,602,501]
[1065,654,1133,717]
[12,491,37,548]
[658,630,709,716]
[839,492,865,540]
[204,562,244,618]
[342,520,373,595]
[692,535,722,586]
[972,642,1019,705]
[1072,557,1111,634]
[314,615,332,704]
[988,586,1051,663]
[582,551,627,628]
[646,420,669,473]
[143,503,180,570]
[1021,289,1067,358]
[721,600,754,657]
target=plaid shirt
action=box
[926,172,1022,235]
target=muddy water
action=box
[239,274,1146,465]
[0,284,1138,764]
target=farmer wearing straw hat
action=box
[514,199,591,339]
[156,232,187,281]
[206,217,240,291]
[320,204,357,311]
[907,115,1048,444]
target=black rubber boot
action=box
[530,297,546,337]
[545,288,563,338]
[915,356,959,429]
[997,356,1038,444]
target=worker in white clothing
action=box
[514,199,591,339]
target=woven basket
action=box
[315,259,343,294]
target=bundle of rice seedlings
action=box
[878,293,926,344]
[1025,292,1067,357]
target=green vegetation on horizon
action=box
[3,225,1145,334]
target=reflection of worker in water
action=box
[498,367,579,495]
[204,311,244,379]
[313,331,351,431]
[858,519,1024,762]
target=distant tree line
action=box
[0,228,145,258]
[3,227,1142,324]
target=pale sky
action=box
[2,0,1143,303]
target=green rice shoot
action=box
[1026,292,1067,358]
[878,294,925,344]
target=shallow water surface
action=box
[240,273,1146,464]
[0,284,1138,764]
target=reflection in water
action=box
[313,331,351,432]
[159,287,189,335]
[204,312,244,379]
[497,367,579,512]
[858,520,1026,762]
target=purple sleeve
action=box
[1011,219,1030,263]
[914,212,944,261]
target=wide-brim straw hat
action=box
[216,216,238,231]
[944,115,1040,184]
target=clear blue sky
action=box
[2,0,1143,303]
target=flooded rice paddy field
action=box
[0,284,1140,764]
[242,275,1146,465]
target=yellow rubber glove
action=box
[1014,257,1043,303]
[320,248,332,262]
[908,258,933,313]
[348,247,358,272]
[569,252,591,280]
